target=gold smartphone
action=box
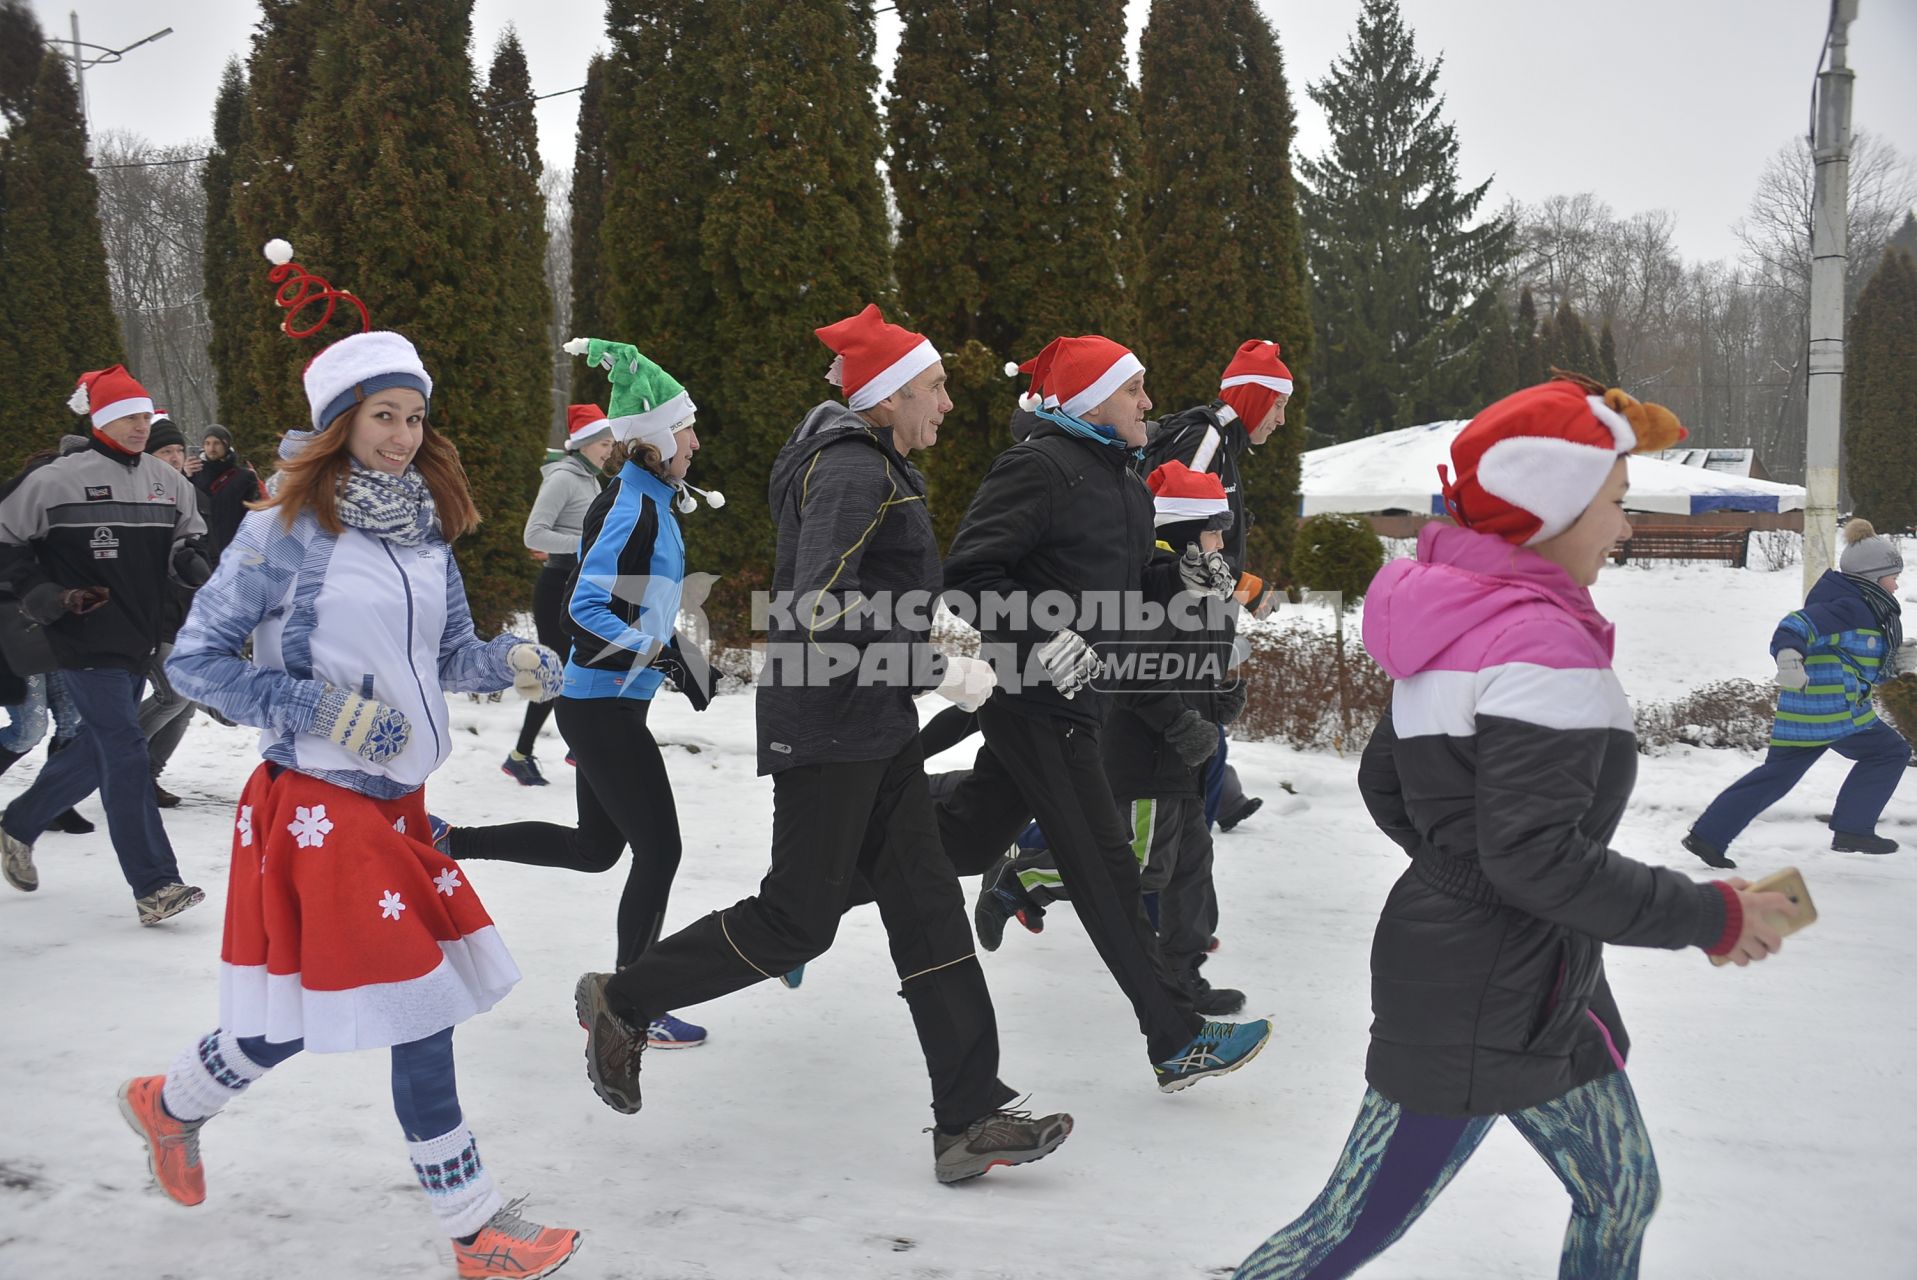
[1710,866,1817,966]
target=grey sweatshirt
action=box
[523,452,605,558]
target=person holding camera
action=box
[0,366,211,924]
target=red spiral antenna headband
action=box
[262,238,371,340]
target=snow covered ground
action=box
[3,553,1914,1279]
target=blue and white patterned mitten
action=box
[313,689,411,764]
[507,643,566,702]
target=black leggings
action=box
[454,695,681,970]
[513,563,573,757]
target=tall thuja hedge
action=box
[888,0,1139,550]
[201,59,253,430]
[567,54,611,407]
[698,0,893,585]
[0,51,122,478]
[1845,249,1917,531]
[277,0,550,632]
[1138,0,1312,579]
[480,30,554,465]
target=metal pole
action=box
[1803,0,1856,591]
[69,10,87,131]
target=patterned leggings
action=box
[1234,1072,1660,1279]
[0,672,80,755]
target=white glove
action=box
[933,654,997,712]
[313,689,410,765]
[1774,650,1808,691]
[1178,543,1236,600]
[508,642,565,702]
[1035,628,1101,699]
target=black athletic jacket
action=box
[0,436,207,671]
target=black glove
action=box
[172,539,212,588]
[1216,679,1249,725]
[23,583,109,623]
[1165,708,1219,767]
[651,636,712,712]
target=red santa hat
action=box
[1440,375,1688,545]
[1004,336,1144,419]
[1217,340,1292,429]
[564,403,611,451]
[67,365,156,429]
[1146,461,1234,529]
[814,304,940,411]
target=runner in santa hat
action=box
[498,402,619,787]
[0,362,211,923]
[1232,373,1795,1279]
[937,333,1270,1092]
[445,336,718,1051]
[116,241,581,1279]
[572,303,1073,1186]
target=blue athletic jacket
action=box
[1769,571,1891,747]
[562,461,684,701]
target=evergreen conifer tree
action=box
[0,0,41,128]
[0,51,122,478]
[1549,299,1599,377]
[1137,0,1312,578]
[1598,319,1619,387]
[888,0,1140,550]
[567,54,611,407]
[1472,294,1518,407]
[1845,249,1917,531]
[1515,285,1542,387]
[202,60,253,428]
[481,30,555,447]
[1301,0,1510,440]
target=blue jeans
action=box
[1692,718,1911,851]
[1,665,182,897]
[1234,1072,1659,1279]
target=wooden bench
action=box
[1610,525,1750,568]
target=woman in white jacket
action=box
[116,313,581,1280]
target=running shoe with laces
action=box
[136,882,205,926]
[574,972,645,1113]
[646,1013,708,1049]
[1,829,37,892]
[452,1197,581,1280]
[500,754,549,787]
[1153,1018,1273,1093]
[779,964,805,989]
[118,1075,207,1206]
[930,1105,1074,1184]
[973,849,1033,952]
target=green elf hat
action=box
[563,337,723,511]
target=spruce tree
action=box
[698,0,893,581]
[1598,319,1619,387]
[1845,249,1917,532]
[888,0,1140,550]
[0,52,122,478]
[1515,285,1543,386]
[1471,294,1518,407]
[1301,0,1510,440]
[1137,0,1312,580]
[202,59,253,428]
[567,54,611,407]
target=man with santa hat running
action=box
[573,304,1072,1185]
[936,333,1273,1091]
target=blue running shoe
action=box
[427,813,452,857]
[646,1013,708,1049]
[501,753,549,786]
[1153,1018,1272,1093]
[779,965,805,990]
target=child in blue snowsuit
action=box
[1686,519,1912,867]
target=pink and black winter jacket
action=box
[1356,522,1738,1116]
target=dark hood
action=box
[769,400,918,514]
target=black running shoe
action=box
[1832,831,1897,855]
[1183,977,1247,1017]
[1682,831,1736,869]
[973,851,1031,953]
[1218,796,1263,832]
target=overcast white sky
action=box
[29,0,1917,265]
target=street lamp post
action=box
[52,12,175,135]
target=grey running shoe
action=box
[136,882,205,926]
[2,829,37,892]
[574,972,645,1114]
[931,1106,1074,1184]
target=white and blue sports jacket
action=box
[563,461,684,701]
[168,505,521,799]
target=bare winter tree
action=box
[93,131,219,426]
[543,165,572,447]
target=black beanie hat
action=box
[145,417,187,454]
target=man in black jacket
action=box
[573,306,1071,1185]
[0,366,210,924]
[189,423,262,567]
[938,334,1270,1092]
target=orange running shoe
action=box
[453,1198,581,1280]
[117,1075,207,1206]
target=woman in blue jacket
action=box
[1686,518,1911,866]
[445,339,721,1050]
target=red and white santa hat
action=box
[1217,339,1292,429]
[1440,376,1687,545]
[564,403,611,451]
[1004,336,1143,419]
[1146,460,1233,529]
[67,365,155,429]
[815,304,940,411]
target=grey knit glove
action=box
[1165,708,1219,767]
